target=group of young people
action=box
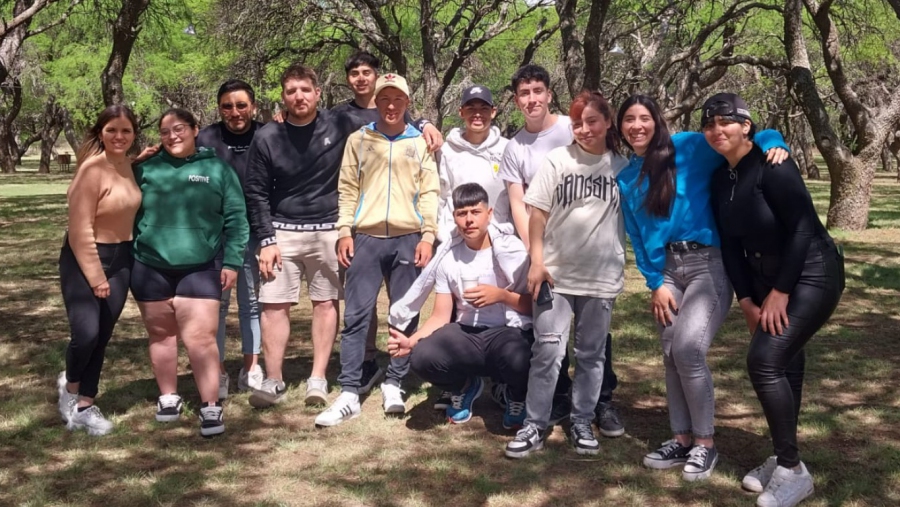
[56,52,844,507]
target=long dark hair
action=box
[569,90,622,156]
[617,95,676,218]
[76,105,140,168]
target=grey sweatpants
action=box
[524,293,615,428]
[338,233,421,393]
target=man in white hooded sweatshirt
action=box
[437,86,511,243]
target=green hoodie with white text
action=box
[133,147,248,270]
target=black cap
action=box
[701,92,752,125]
[460,85,494,107]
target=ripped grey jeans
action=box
[524,293,616,429]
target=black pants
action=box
[411,323,531,401]
[552,333,617,403]
[59,239,132,398]
[746,242,844,468]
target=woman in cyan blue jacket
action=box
[616,94,788,481]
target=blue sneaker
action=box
[502,398,526,430]
[446,377,484,424]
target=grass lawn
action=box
[0,171,898,507]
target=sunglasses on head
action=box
[702,101,750,122]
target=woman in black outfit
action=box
[703,93,844,507]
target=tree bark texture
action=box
[101,0,151,106]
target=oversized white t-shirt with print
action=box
[433,242,510,328]
[523,144,628,298]
[498,115,573,187]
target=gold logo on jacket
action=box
[405,145,417,160]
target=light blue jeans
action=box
[525,293,616,429]
[217,235,261,362]
[659,247,732,438]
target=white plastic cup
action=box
[461,276,479,291]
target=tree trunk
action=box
[37,95,63,173]
[555,0,582,98]
[581,0,611,92]
[101,0,151,106]
[826,154,876,230]
[61,107,79,153]
[803,143,819,179]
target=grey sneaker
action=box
[218,373,230,400]
[237,364,264,392]
[505,424,545,459]
[249,378,286,408]
[682,445,718,481]
[643,439,693,469]
[57,371,77,423]
[595,401,625,437]
[305,377,328,406]
[756,462,814,507]
[743,456,778,493]
[199,404,225,437]
[67,405,114,436]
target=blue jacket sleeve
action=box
[619,190,664,290]
[674,131,788,179]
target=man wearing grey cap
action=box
[437,85,511,243]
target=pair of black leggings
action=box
[59,240,132,398]
[746,243,844,468]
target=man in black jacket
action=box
[196,79,265,399]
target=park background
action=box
[1,0,899,506]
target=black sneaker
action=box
[505,424,545,459]
[490,382,508,410]
[249,378,286,409]
[548,394,571,426]
[433,390,453,410]
[643,439,693,469]
[358,360,385,395]
[199,403,224,438]
[682,445,718,481]
[569,422,600,455]
[595,401,625,437]
[156,394,183,422]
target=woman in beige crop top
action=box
[57,105,142,436]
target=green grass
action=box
[0,171,898,506]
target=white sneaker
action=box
[314,392,361,427]
[743,456,779,492]
[67,405,114,436]
[756,462,814,507]
[237,365,264,392]
[380,383,405,414]
[305,377,328,406]
[218,373,230,400]
[57,371,77,423]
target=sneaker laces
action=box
[450,393,465,409]
[507,400,525,416]
[515,424,539,442]
[686,445,709,467]
[572,423,595,442]
[81,405,106,422]
[159,394,181,409]
[200,405,222,420]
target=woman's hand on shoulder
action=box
[132,144,160,164]
[764,147,789,165]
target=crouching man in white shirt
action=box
[387,183,532,429]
